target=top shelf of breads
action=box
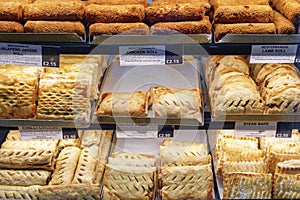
[0,0,298,44]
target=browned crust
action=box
[0,2,23,21]
[0,21,24,33]
[273,10,296,34]
[145,3,205,25]
[213,5,273,23]
[150,17,211,34]
[214,23,276,41]
[89,22,149,35]
[212,0,269,10]
[24,21,85,36]
[87,0,149,7]
[271,0,300,23]
[85,4,145,23]
[24,2,84,21]
[151,0,211,12]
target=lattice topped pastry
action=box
[222,159,267,174]
[49,147,81,185]
[104,164,156,200]
[0,185,39,200]
[102,186,120,200]
[96,91,149,117]
[273,173,300,199]
[0,169,51,186]
[223,172,272,199]
[0,149,56,171]
[160,140,209,166]
[159,164,214,200]
[150,87,202,122]
[276,159,300,174]
[112,152,157,166]
[108,157,156,167]
[0,65,39,119]
[1,140,58,152]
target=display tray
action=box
[91,34,211,44]
[0,119,90,128]
[215,34,300,43]
[93,56,204,126]
[0,33,86,43]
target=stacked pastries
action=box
[0,129,113,199]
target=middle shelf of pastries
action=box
[0,54,299,128]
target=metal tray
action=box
[0,119,90,128]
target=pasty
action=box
[222,158,267,174]
[276,159,300,174]
[102,186,120,200]
[96,91,148,117]
[273,173,300,199]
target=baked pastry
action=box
[0,149,55,171]
[0,66,39,119]
[150,87,202,122]
[1,0,32,3]
[160,140,209,166]
[145,3,205,25]
[72,148,105,185]
[0,2,22,21]
[104,164,156,200]
[57,138,81,151]
[49,147,81,185]
[150,17,212,34]
[0,185,39,200]
[88,0,149,7]
[273,10,296,34]
[24,21,85,36]
[37,73,91,122]
[273,173,300,199]
[102,186,120,200]
[151,0,211,12]
[271,0,300,23]
[5,130,21,141]
[1,140,58,152]
[0,169,51,186]
[23,2,84,21]
[214,5,273,23]
[96,91,149,117]
[89,23,149,36]
[112,152,157,166]
[84,4,145,23]
[275,159,300,174]
[0,21,24,33]
[214,23,276,41]
[159,164,213,200]
[223,173,272,199]
[212,0,269,9]
[98,130,114,161]
[38,185,101,200]
[222,158,267,174]
[108,157,156,167]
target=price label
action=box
[0,43,59,67]
[235,122,277,138]
[275,123,292,138]
[250,45,297,63]
[119,45,183,66]
[116,124,158,138]
[19,126,63,140]
[62,129,78,139]
[158,129,174,138]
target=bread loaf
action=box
[85,4,145,23]
[89,23,149,35]
[0,2,23,21]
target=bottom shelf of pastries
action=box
[0,129,113,200]
[102,130,214,200]
[209,129,300,199]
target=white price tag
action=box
[116,124,158,138]
[19,126,63,140]
[235,122,277,138]
[0,43,42,66]
[250,45,297,63]
[119,45,166,66]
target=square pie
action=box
[273,173,300,199]
[150,87,202,122]
[96,91,149,117]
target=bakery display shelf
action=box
[90,34,212,45]
[215,34,300,44]
[0,33,86,43]
[0,119,90,128]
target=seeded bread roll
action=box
[24,2,84,21]
[85,4,145,23]
[150,17,211,34]
[271,0,300,23]
[145,3,205,25]
[24,21,85,36]
[214,23,276,41]
[214,5,273,23]
[273,10,296,34]
[0,21,24,33]
[87,0,149,7]
[90,22,149,35]
[0,2,23,21]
